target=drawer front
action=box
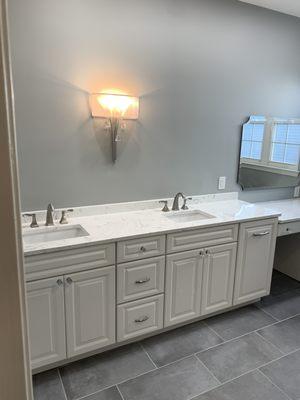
[117,295,164,341]
[278,221,300,237]
[25,243,115,275]
[117,256,165,304]
[117,235,165,263]
[167,224,238,253]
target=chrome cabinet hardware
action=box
[56,279,63,286]
[199,250,205,257]
[66,277,73,284]
[134,316,149,323]
[159,200,170,212]
[59,209,74,224]
[205,249,210,255]
[140,246,146,253]
[253,231,270,237]
[181,197,193,210]
[45,203,55,226]
[24,213,39,228]
[172,192,185,211]
[135,277,151,284]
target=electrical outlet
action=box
[218,176,226,190]
[294,186,300,198]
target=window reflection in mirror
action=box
[238,116,300,190]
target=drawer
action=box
[117,256,165,304]
[117,294,164,342]
[25,243,115,275]
[167,224,238,253]
[278,221,300,237]
[117,235,165,263]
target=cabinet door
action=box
[201,243,237,316]
[234,219,278,305]
[65,266,115,357]
[26,277,66,369]
[165,250,204,327]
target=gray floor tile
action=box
[118,356,218,400]
[192,370,289,400]
[256,289,300,321]
[197,332,282,383]
[142,321,223,367]
[270,270,300,296]
[60,344,154,400]
[260,350,300,400]
[33,369,65,400]
[205,305,275,340]
[258,315,300,353]
[83,386,123,400]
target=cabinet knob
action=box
[199,250,204,257]
[134,315,149,323]
[135,277,151,284]
[140,246,146,253]
[66,277,73,284]
[56,279,63,286]
[205,249,210,255]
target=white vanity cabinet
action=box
[165,250,204,327]
[26,277,66,369]
[234,219,278,305]
[65,266,115,357]
[201,242,237,315]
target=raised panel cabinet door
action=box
[65,266,115,358]
[26,277,66,370]
[165,250,204,327]
[201,243,237,316]
[234,219,278,305]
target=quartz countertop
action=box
[22,194,280,256]
[257,198,300,223]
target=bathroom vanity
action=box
[22,194,279,372]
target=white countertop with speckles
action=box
[22,193,280,256]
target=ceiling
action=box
[238,0,300,18]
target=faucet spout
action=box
[172,192,185,211]
[45,203,55,226]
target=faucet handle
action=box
[23,213,39,228]
[59,209,74,224]
[181,197,193,210]
[159,200,170,212]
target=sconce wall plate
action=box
[90,93,139,163]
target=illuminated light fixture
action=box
[90,93,139,163]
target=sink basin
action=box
[165,210,215,223]
[23,225,89,245]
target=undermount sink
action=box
[23,224,89,245]
[164,210,215,223]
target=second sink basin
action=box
[23,224,89,245]
[165,210,215,223]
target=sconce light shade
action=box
[90,93,139,120]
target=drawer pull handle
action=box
[134,316,149,323]
[140,246,147,252]
[135,277,151,284]
[253,231,270,237]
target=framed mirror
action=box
[238,116,300,190]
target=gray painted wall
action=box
[8,0,300,210]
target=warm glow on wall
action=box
[90,93,139,119]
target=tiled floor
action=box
[33,270,300,400]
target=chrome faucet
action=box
[45,203,55,226]
[172,192,186,211]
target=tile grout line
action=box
[253,303,280,321]
[255,330,285,355]
[195,356,222,385]
[57,369,68,400]
[202,321,225,342]
[139,342,158,369]
[116,384,126,400]
[258,369,293,400]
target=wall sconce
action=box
[90,93,139,163]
